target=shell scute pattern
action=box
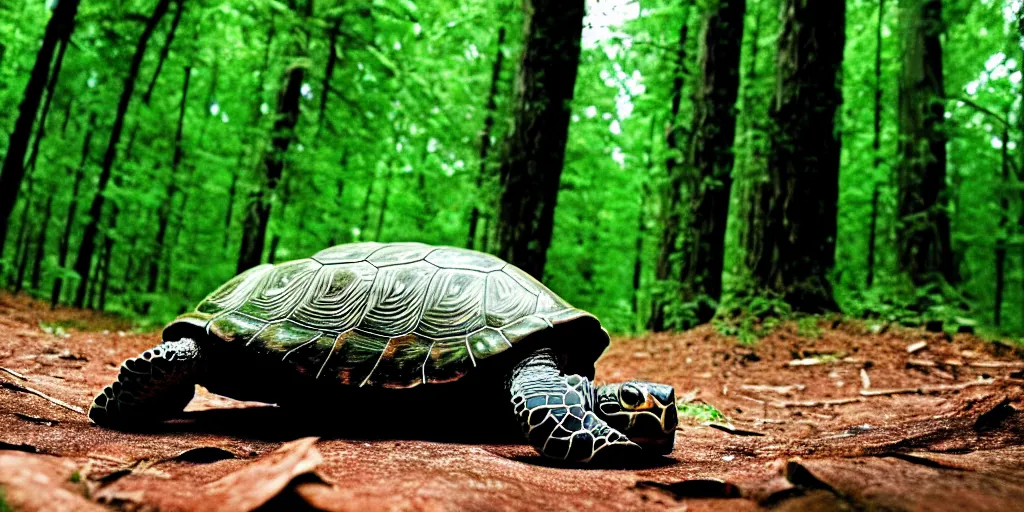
[237,259,322,321]
[167,243,606,388]
[290,262,377,330]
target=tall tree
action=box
[236,25,306,272]
[895,0,956,287]
[742,0,846,311]
[0,0,81,268]
[650,7,694,332]
[494,0,585,279]
[677,0,746,326]
[866,0,886,288]
[467,27,507,250]
[71,0,173,307]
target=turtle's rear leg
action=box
[507,348,641,464]
[89,338,205,428]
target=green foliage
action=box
[677,401,726,424]
[68,470,82,484]
[0,0,1021,342]
[714,293,792,344]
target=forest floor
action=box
[2,293,1024,511]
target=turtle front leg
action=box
[507,348,640,463]
[89,338,205,428]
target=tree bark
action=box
[677,0,746,326]
[743,0,845,312]
[72,0,173,307]
[52,114,95,308]
[494,0,585,280]
[467,27,507,250]
[649,9,693,332]
[0,0,81,267]
[237,61,304,273]
[896,0,956,287]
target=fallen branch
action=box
[967,361,1024,369]
[777,397,865,408]
[704,422,766,437]
[739,384,806,395]
[0,366,27,380]
[787,358,821,367]
[0,379,85,415]
[859,379,996,397]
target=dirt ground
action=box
[2,292,1024,511]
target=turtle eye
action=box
[619,384,645,408]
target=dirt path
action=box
[1,292,1023,511]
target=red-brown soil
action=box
[2,292,1023,511]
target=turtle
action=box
[88,242,678,463]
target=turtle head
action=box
[595,381,677,455]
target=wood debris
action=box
[906,341,928,354]
[740,384,807,395]
[0,378,85,415]
[860,368,871,390]
[859,379,996,397]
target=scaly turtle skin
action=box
[89,242,678,464]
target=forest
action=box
[1,0,1022,340]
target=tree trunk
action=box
[374,164,394,241]
[867,184,880,287]
[315,17,340,141]
[995,111,1009,327]
[743,0,845,312]
[142,0,184,105]
[223,165,239,248]
[633,119,657,328]
[72,0,173,308]
[0,0,81,266]
[896,0,956,287]
[867,0,885,289]
[494,0,585,280]
[11,178,35,291]
[24,32,71,175]
[467,27,507,250]
[30,194,54,290]
[649,10,693,332]
[146,66,191,310]
[677,0,746,326]
[236,60,304,273]
[52,115,94,308]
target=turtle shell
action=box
[165,242,609,389]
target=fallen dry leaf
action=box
[200,436,323,512]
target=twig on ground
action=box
[787,358,821,367]
[860,368,871,390]
[704,422,766,437]
[859,379,996,397]
[967,361,1024,369]
[778,397,865,408]
[907,341,928,354]
[0,378,85,415]
[0,366,28,380]
[739,384,806,395]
